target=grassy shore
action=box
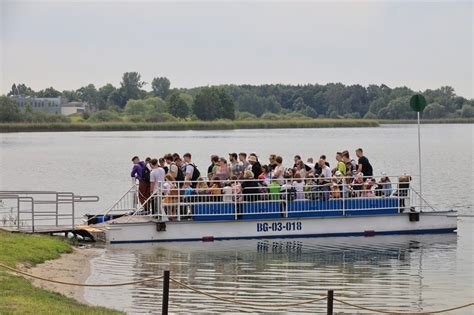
[0,119,379,132]
[379,118,474,124]
[1,118,471,133]
[0,231,122,314]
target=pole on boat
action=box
[162,270,170,315]
[327,289,334,315]
[410,94,427,209]
[417,111,422,198]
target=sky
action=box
[1,0,473,98]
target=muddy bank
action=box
[28,246,104,305]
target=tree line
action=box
[2,72,473,123]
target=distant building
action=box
[10,95,89,116]
[11,95,63,114]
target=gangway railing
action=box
[0,191,100,233]
[85,184,139,224]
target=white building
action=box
[11,95,62,114]
[10,96,89,116]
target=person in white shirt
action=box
[319,158,332,179]
[293,173,305,199]
[149,158,165,215]
[222,181,233,203]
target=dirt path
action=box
[28,246,103,305]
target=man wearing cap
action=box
[248,155,262,179]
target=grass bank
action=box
[0,231,122,314]
[0,119,379,132]
[379,118,474,124]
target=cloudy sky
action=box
[1,0,472,98]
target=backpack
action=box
[175,165,185,182]
[189,163,201,182]
[142,165,151,183]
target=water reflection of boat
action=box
[86,234,459,314]
[109,233,457,264]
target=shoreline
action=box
[27,246,103,306]
[0,119,378,132]
[0,118,472,133]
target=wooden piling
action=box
[162,270,170,315]
[327,289,334,315]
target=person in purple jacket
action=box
[131,156,150,209]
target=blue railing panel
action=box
[344,198,399,216]
[288,200,343,217]
[241,201,281,220]
[193,203,235,221]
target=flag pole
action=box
[417,111,422,207]
[410,94,426,211]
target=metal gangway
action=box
[0,190,100,238]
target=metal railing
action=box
[112,175,434,222]
[0,191,99,232]
[91,184,139,220]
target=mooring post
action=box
[162,270,170,315]
[327,289,334,315]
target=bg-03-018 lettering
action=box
[257,221,302,232]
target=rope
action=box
[334,297,474,314]
[0,262,163,287]
[170,278,327,308]
[1,263,472,313]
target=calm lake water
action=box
[0,124,473,313]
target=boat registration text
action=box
[257,221,302,232]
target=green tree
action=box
[37,87,61,98]
[124,99,154,116]
[0,96,22,122]
[424,102,446,119]
[461,104,474,118]
[193,87,234,120]
[300,106,318,118]
[120,72,146,103]
[144,96,167,113]
[61,90,80,102]
[8,83,35,96]
[167,93,189,118]
[98,84,117,109]
[193,87,221,120]
[108,89,126,108]
[292,97,306,111]
[77,84,99,105]
[262,96,282,113]
[151,77,171,99]
[217,88,235,120]
[378,96,415,119]
[238,93,264,117]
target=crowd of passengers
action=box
[131,149,412,217]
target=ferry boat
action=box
[88,176,457,244]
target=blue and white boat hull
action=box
[103,211,457,244]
